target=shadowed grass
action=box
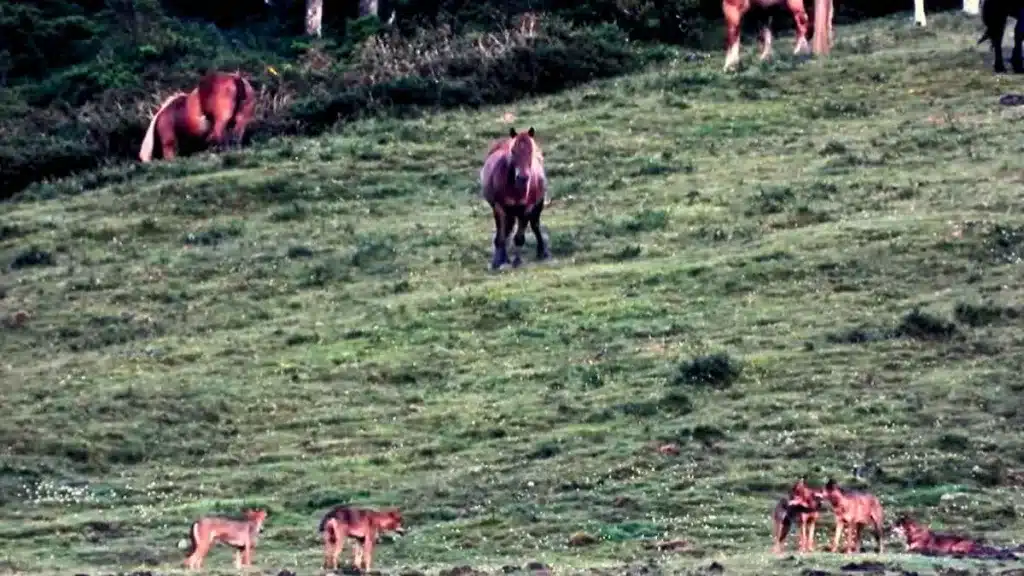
[2,12,1024,576]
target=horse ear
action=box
[509,127,517,138]
[527,126,535,137]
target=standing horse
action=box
[480,126,550,270]
[138,71,257,163]
[978,0,1024,73]
[722,0,811,71]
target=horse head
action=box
[507,126,537,189]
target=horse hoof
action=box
[537,250,551,261]
[512,256,523,268]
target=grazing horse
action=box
[978,0,1024,73]
[480,126,550,270]
[139,71,257,163]
[722,0,811,71]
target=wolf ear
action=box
[509,127,517,138]
[527,126,535,137]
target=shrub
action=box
[671,352,743,389]
[895,307,957,341]
[3,16,659,200]
[954,301,1020,327]
[9,247,55,270]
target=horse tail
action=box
[139,93,185,162]
[231,73,248,122]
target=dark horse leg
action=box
[528,201,550,262]
[1013,9,1024,73]
[991,11,1009,73]
[490,204,512,270]
[511,206,528,268]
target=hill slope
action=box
[3,13,1024,576]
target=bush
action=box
[671,352,743,389]
[954,301,1021,327]
[896,307,958,341]
[2,15,660,200]
[284,21,654,132]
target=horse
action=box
[914,0,981,27]
[479,126,550,270]
[722,0,811,71]
[978,0,1024,73]
[139,71,257,163]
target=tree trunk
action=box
[359,0,378,18]
[305,0,322,36]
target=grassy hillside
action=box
[3,12,1024,576]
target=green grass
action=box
[4,12,1024,576]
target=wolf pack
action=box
[183,504,404,571]
[773,478,1020,560]
[182,478,1021,571]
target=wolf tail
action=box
[318,507,340,544]
[186,521,199,555]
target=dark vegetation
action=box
[0,0,970,199]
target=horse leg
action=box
[352,542,363,568]
[991,15,1008,72]
[528,202,550,261]
[914,0,927,26]
[723,0,747,71]
[511,208,529,268]
[229,119,248,150]
[161,136,177,162]
[230,85,257,150]
[1012,11,1024,73]
[208,114,231,152]
[491,205,511,270]
[759,20,773,61]
[786,0,810,54]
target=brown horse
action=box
[722,0,811,71]
[139,71,257,163]
[480,126,550,270]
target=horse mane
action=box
[487,137,511,156]
[139,92,187,162]
[526,136,544,166]
[515,132,544,169]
